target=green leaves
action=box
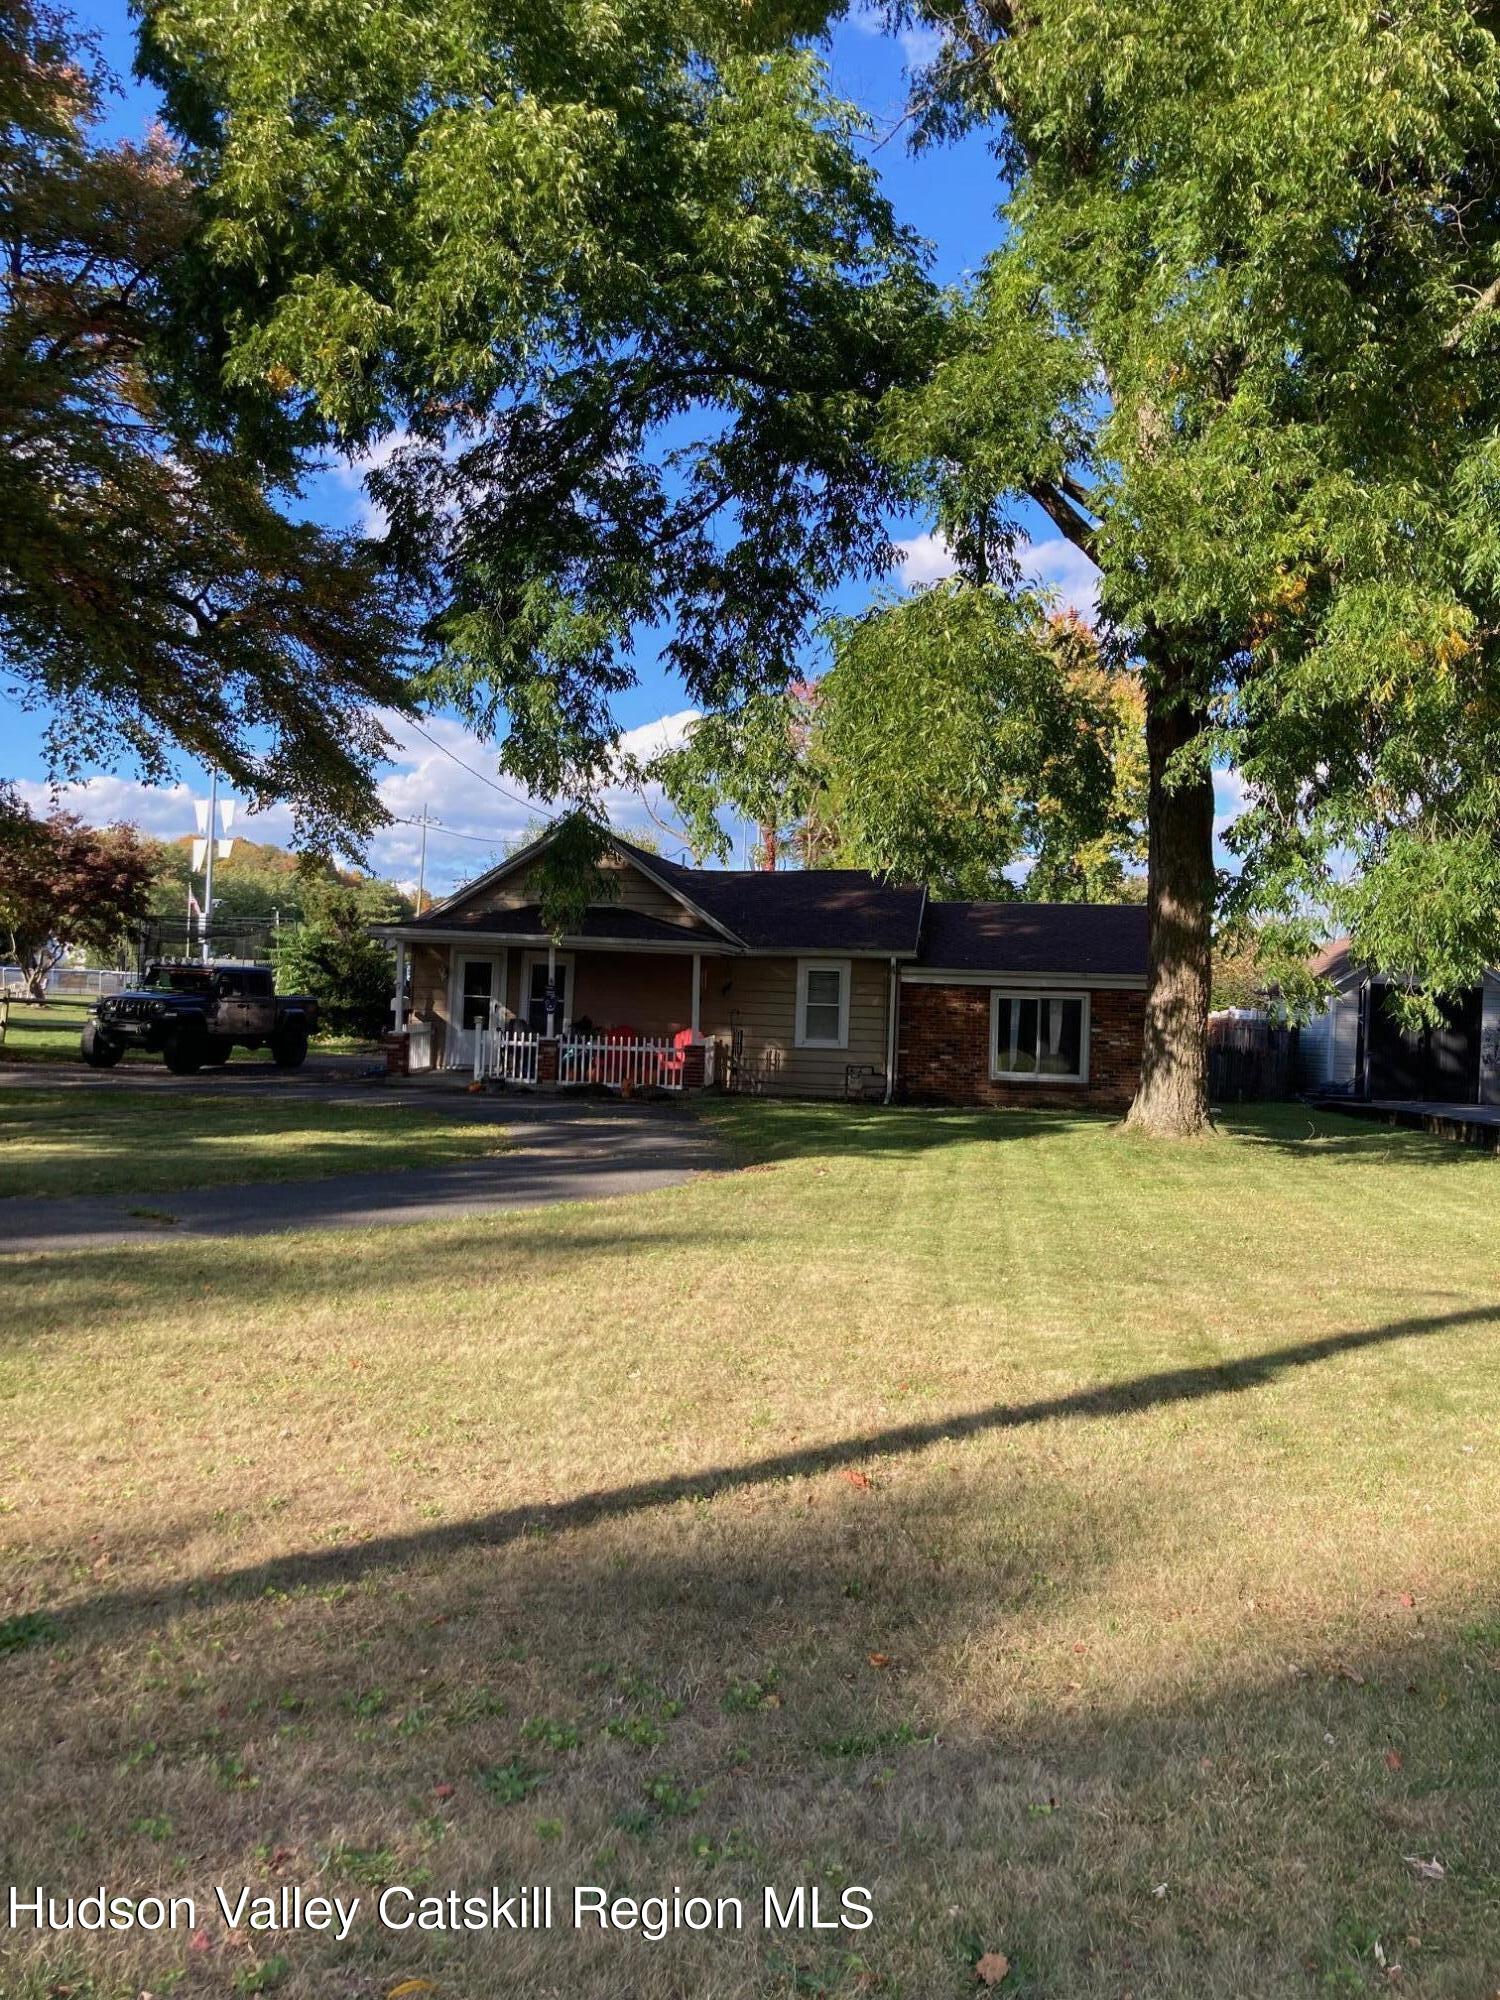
[883,0,1500,992]
[141,1,937,795]
[821,587,1141,899]
[1,1,412,844]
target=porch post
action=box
[691,952,701,1036]
[545,938,557,1040]
[392,939,408,1032]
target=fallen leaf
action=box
[1384,1749,1403,1772]
[433,1782,456,1800]
[841,1468,872,1492]
[1334,1662,1366,1684]
[1397,1592,1416,1609]
[975,1951,1010,1986]
[1152,1882,1168,1899]
[187,1931,211,1955]
[867,1652,892,1670]
[1403,1855,1445,1881]
[388,1983,439,1998]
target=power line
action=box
[391,813,513,847]
[401,716,558,823]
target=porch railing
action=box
[471,1023,714,1091]
[473,1024,539,1084]
[559,1035,689,1091]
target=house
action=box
[374,827,1149,1108]
[1300,938,1500,1104]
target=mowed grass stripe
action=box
[0,1102,1497,1997]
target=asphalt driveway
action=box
[0,1092,725,1252]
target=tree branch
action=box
[1442,273,1500,352]
[1028,479,1098,560]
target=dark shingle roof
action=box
[918,900,1149,977]
[618,843,927,954]
[407,828,1144,970]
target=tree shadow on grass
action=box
[704,1099,1119,1168]
[5,1433,1499,2000]
[1219,1102,1500,1166]
[706,1097,1496,1173]
[47,1298,1500,1642]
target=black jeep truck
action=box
[81,962,320,1074]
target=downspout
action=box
[884,956,899,1104]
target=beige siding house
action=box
[375,826,1149,1106]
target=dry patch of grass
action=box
[0,1086,507,1199]
[1,1104,1498,1998]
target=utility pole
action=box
[417,803,430,916]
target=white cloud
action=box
[611,708,699,768]
[328,429,416,539]
[893,530,1102,621]
[850,4,945,70]
[1016,536,1102,621]
[12,773,207,838]
[1213,764,1249,844]
[894,530,958,586]
[15,706,705,898]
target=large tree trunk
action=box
[1124,660,1217,1137]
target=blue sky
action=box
[4,5,1238,891]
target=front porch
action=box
[391,937,719,1091]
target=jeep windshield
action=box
[140,966,213,993]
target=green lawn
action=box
[2,1102,1498,1998]
[0,1001,380,1066]
[1,999,149,1064]
[0,1085,506,1198]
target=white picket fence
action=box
[471,1026,713,1091]
[559,1035,687,1090]
[473,1025,539,1084]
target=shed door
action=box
[1367,987,1480,1103]
[1427,988,1482,1103]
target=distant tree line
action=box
[0,789,409,1032]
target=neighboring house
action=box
[374,827,1149,1108]
[1300,938,1500,1104]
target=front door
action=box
[524,956,571,1034]
[446,955,501,1068]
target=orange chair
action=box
[659,1026,695,1089]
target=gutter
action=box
[884,954,899,1105]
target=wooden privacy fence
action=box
[1207,1013,1299,1102]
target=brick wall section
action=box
[897,983,1145,1111]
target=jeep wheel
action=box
[163,1029,204,1075]
[80,1024,123,1069]
[204,1037,234,1066]
[271,1026,309,1070]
